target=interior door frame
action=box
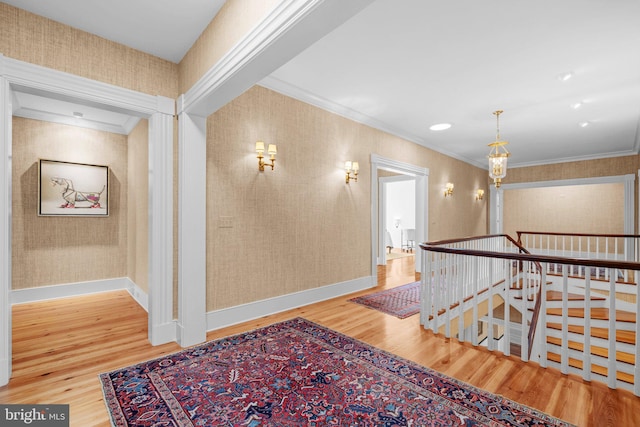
[0,55,175,386]
[371,154,428,281]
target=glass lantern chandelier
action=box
[487,110,510,188]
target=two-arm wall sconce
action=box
[444,182,454,197]
[256,141,277,171]
[345,161,359,183]
[476,189,485,200]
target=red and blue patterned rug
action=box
[100,318,573,426]
[348,281,420,318]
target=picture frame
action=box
[38,159,109,217]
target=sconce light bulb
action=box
[345,160,359,183]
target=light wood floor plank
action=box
[0,256,638,426]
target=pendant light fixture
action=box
[487,110,510,188]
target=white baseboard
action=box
[11,277,149,312]
[9,276,376,346]
[149,321,178,346]
[124,279,149,312]
[206,276,375,332]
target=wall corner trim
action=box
[206,276,375,332]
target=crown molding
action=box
[12,107,141,135]
[510,149,640,169]
[260,76,486,170]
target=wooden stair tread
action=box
[509,279,552,291]
[546,291,605,301]
[546,322,636,345]
[546,271,636,285]
[547,352,634,384]
[546,336,635,364]
[517,291,606,302]
[546,307,637,323]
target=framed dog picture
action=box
[38,159,109,217]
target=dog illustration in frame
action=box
[39,159,109,216]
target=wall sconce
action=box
[345,161,359,183]
[394,217,401,228]
[256,141,277,171]
[476,189,485,200]
[444,182,454,197]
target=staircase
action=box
[543,287,637,389]
[420,232,640,396]
[499,269,638,394]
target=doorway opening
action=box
[370,154,428,286]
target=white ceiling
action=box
[5,0,640,169]
[2,0,226,63]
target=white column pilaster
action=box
[148,99,176,345]
[0,72,12,386]
[176,95,207,347]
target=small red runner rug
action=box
[100,318,574,426]
[348,281,420,318]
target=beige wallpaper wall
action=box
[127,120,149,293]
[206,85,487,310]
[178,0,279,93]
[0,3,179,98]
[502,156,639,235]
[5,0,488,309]
[505,156,640,184]
[2,3,178,294]
[503,183,625,239]
[12,118,128,289]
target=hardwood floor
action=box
[1,255,638,426]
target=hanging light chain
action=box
[493,110,503,140]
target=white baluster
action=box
[608,273,617,389]
[472,256,479,346]
[634,266,640,396]
[521,261,529,361]
[539,267,548,368]
[504,259,511,357]
[583,272,592,382]
[561,268,569,375]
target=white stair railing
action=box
[420,234,640,396]
[517,231,640,282]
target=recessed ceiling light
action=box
[558,72,573,82]
[429,123,452,131]
[579,121,590,128]
[571,102,582,109]
[72,111,84,118]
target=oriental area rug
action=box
[100,318,573,427]
[348,281,420,318]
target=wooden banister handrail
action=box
[425,233,519,247]
[419,244,640,271]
